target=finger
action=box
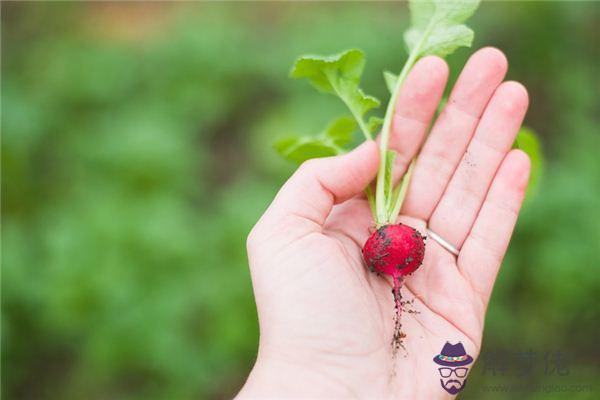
[387,56,448,182]
[402,47,508,220]
[428,81,529,248]
[458,150,530,305]
[256,141,379,236]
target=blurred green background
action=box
[2,2,599,399]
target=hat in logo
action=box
[433,342,473,367]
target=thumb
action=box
[258,140,379,234]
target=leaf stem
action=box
[351,109,373,141]
[365,185,376,217]
[388,159,415,221]
[374,21,435,226]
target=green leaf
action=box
[405,24,474,58]
[383,150,397,210]
[410,0,480,26]
[367,116,384,134]
[404,0,481,58]
[436,96,448,116]
[352,89,380,116]
[274,137,340,164]
[290,49,380,139]
[324,116,357,147]
[513,126,543,198]
[290,49,365,93]
[383,71,398,94]
[274,116,357,164]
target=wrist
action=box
[236,356,343,399]
[237,347,463,400]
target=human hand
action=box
[238,48,530,399]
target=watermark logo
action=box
[433,342,474,395]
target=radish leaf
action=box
[274,116,357,163]
[274,138,340,164]
[383,71,397,94]
[514,126,543,198]
[367,116,384,134]
[291,49,380,140]
[325,116,358,146]
[404,0,480,58]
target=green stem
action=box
[351,108,373,141]
[389,159,415,222]
[374,56,417,224]
[374,22,434,226]
[365,185,376,218]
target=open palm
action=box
[239,48,530,400]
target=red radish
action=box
[362,224,425,278]
[362,223,425,352]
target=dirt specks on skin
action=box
[401,298,420,315]
[464,150,477,167]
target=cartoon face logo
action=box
[433,342,473,395]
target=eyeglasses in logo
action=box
[433,342,473,395]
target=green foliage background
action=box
[2,2,599,399]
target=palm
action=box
[257,198,484,398]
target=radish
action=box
[362,224,425,280]
[276,0,482,350]
[363,223,426,351]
